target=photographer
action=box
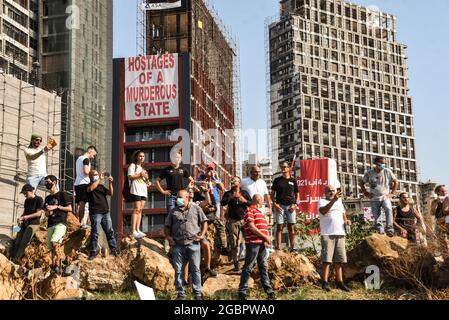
[318,186,351,292]
[221,176,251,271]
[86,170,118,260]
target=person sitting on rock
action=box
[318,185,351,292]
[238,194,275,300]
[10,184,44,264]
[393,192,424,243]
[164,189,208,300]
[44,175,72,274]
[86,170,119,260]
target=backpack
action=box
[122,165,135,203]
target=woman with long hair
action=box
[128,150,151,239]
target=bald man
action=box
[238,194,275,300]
[241,166,272,215]
[318,186,351,292]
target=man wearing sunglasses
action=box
[24,134,56,190]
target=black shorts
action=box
[75,184,88,203]
[129,194,147,202]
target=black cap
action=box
[21,184,35,193]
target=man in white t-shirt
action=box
[74,146,97,229]
[241,165,272,217]
[318,185,351,293]
[24,134,55,190]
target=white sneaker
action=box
[138,230,146,237]
[132,231,144,239]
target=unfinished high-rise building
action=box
[268,0,418,209]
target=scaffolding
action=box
[136,0,148,55]
[0,73,61,235]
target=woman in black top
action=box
[393,192,423,243]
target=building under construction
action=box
[268,0,419,211]
[112,0,240,238]
[0,73,61,236]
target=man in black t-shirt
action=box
[271,162,300,252]
[221,177,251,271]
[156,152,194,213]
[86,170,118,260]
[44,175,72,273]
[10,184,44,263]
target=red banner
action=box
[297,159,329,219]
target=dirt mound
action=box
[0,253,24,300]
[203,273,254,297]
[265,250,320,290]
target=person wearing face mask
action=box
[430,185,449,257]
[164,190,208,300]
[86,170,118,260]
[43,175,72,274]
[359,156,398,237]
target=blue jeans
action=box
[371,199,394,234]
[26,175,46,190]
[275,204,297,225]
[89,213,117,255]
[239,243,273,295]
[172,242,202,296]
[166,195,177,213]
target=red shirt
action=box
[243,205,269,244]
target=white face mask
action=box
[92,175,100,182]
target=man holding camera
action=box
[318,186,351,292]
[86,170,118,260]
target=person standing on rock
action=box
[44,175,73,274]
[74,146,97,229]
[221,176,251,271]
[359,156,398,237]
[318,185,351,292]
[86,170,118,260]
[10,184,44,264]
[128,150,152,239]
[271,162,299,252]
[164,189,208,300]
[430,185,449,257]
[156,151,194,213]
[238,194,275,300]
[24,134,56,190]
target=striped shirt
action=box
[243,205,269,244]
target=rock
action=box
[66,212,81,233]
[0,234,13,257]
[79,256,132,292]
[346,234,409,280]
[37,274,84,300]
[203,273,253,297]
[0,254,24,300]
[124,237,175,292]
[266,251,320,290]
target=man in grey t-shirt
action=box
[165,190,208,300]
[359,156,398,236]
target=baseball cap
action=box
[21,184,35,193]
[206,163,215,170]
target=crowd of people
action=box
[9,134,448,300]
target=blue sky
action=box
[113,0,449,185]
